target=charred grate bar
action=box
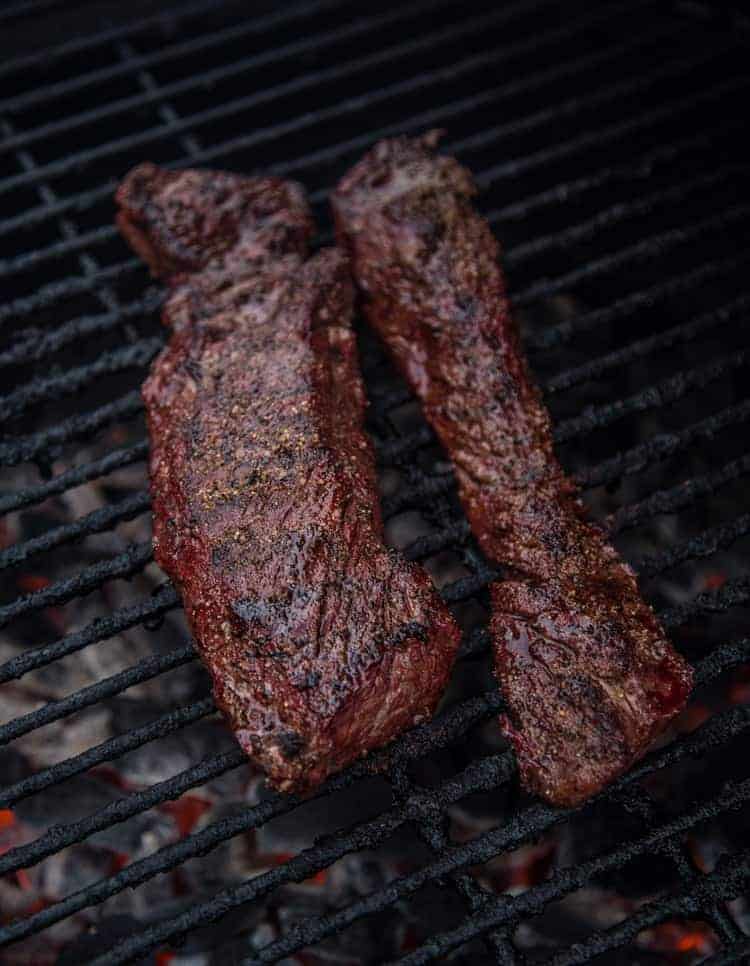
[1,0,749,963]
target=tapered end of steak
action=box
[116,162,314,278]
[332,130,475,235]
[491,578,693,809]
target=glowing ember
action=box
[702,572,727,591]
[159,794,212,837]
[639,920,718,961]
[16,574,50,593]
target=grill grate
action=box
[1,1,750,963]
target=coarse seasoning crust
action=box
[116,163,460,792]
[332,133,693,807]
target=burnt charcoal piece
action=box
[116,164,460,793]
[333,133,693,807]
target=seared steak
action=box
[116,163,460,793]
[332,134,693,806]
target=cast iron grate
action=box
[1,1,750,963]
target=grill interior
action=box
[1,1,750,963]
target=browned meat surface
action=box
[116,163,460,793]
[332,133,693,807]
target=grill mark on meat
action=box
[333,133,693,807]
[116,162,460,793]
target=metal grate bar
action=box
[545,294,750,394]
[0,583,179,685]
[0,697,215,810]
[402,520,472,562]
[0,260,140,329]
[528,255,745,351]
[575,398,750,490]
[1,105,131,405]
[490,117,743,224]
[0,644,195,747]
[475,73,747,187]
[388,759,518,965]
[554,350,750,444]
[635,514,750,578]
[379,372,750,469]
[670,852,741,949]
[0,181,120,246]
[545,855,750,966]
[511,203,750,309]
[381,471,455,519]
[432,38,728,169]
[608,453,750,535]
[0,441,148,517]
[693,637,750,689]
[0,223,127,281]
[440,569,500,604]
[661,575,750,629]
[0,338,162,423]
[504,165,741,269]
[0,490,151,571]
[0,540,152,628]
[584,379,738,478]
[0,295,162,370]
[118,38,203,159]
[0,389,143,467]
[1,117,123,326]
[621,733,748,950]
[0,745,246,878]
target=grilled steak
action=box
[332,133,693,807]
[116,163,460,793]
